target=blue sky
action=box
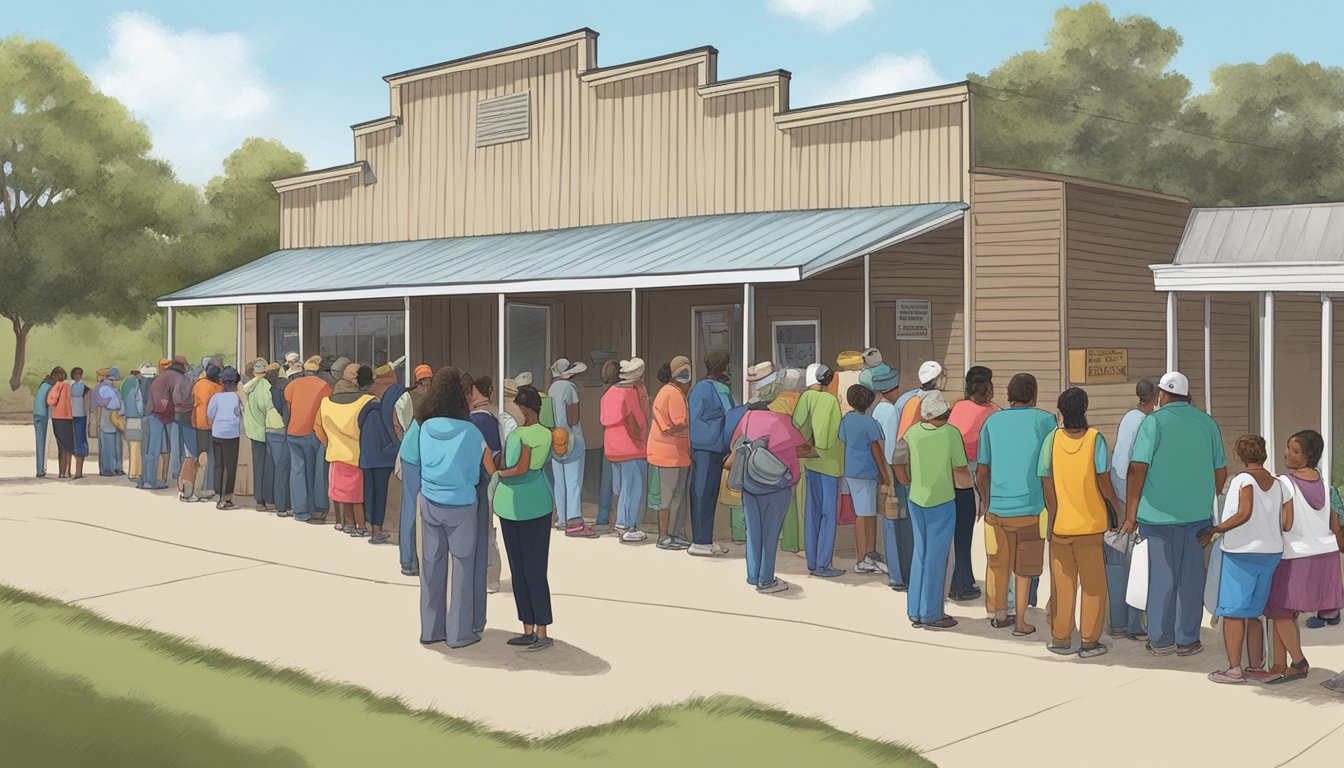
[9,1,1341,185]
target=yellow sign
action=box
[1068,348,1128,385]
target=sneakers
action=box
[620,529,648,543]
[687,543,729,556]
[854,560,881,574]
[525,637,554,652]
[1047,642,1077,655]
[863,552,889,574]
[1146,642,1177,657]
[670,534,693,548]
[923,617,959,630]
[1078,644,1109,659]
[756,579,790,594]
[1176,642,1203,657]
[811,566,845,578]
[506,632,536,646]
[656,536,689,550]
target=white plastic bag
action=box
[1126,537,1149,611]
[1203,537,1224,617]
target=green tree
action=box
[0,36,197,390]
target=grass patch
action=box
[0,585,932,767]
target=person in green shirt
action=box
[242,359,275,512]
[1118,371,1227,657]
[793,363,844,577]
[494,385,557,652]
[895,390,970,630]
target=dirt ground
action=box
[1,423,1342,767]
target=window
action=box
[269,313,298,362]
[506,303,550,386]
[691,304,743,402]
[476,91,531,148]
[318,312,405,375]
[772,320,820,370]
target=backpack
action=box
[726,412,793,493]
[551,427,570,457]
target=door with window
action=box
[269,313,299,362]
[318,312,406,376]
[506,303,551,386]
[691,305,742,402]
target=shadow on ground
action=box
[424,628,611,676]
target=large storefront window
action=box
[319,312,405,373]
[506,303,551,385]
[269,313,299,361]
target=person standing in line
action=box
[723,362,777,546]
[591,360,620,531]
[977,373,1057,636]
[33,368,58,478]
[286,356,334,524]
[492,384,557,652]
[1202,435,1289,684]
[649,356,695,550]
[547,358,595,537]
[869,363,910,590]
[401,367,495,650]
[67,368,92,480]
[92,368,125,477]
[895,391,970,630]
[191,365,224,500]
[687,351,735,556]
[282,352,302,378]
[839,385,888,575]
[121,364,152,484]
[947,366,998,602]
[170,356,196,482]
[242,359,275,512]
[206,367,243,510]
[1106,378,1156,641]
[362,361,405,544]
[725,374,807,593]
[396,363,434,576]
[47,367,76,479]
[262,363,292,516]
[1257,431,1344,683]
[1039,387,1121,658]
[793,363,845,577]
[467,375,504,595]
[395,364,433,439]
[768,368,809,555]
[141,359,184,490]
[602,358,650,542]
[1118,371,1227,658]
[316,363,376,536]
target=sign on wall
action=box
[1068,348,1129,384]
[895,299,932,340]
[773,320,819,369]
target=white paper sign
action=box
[895,299,931,340]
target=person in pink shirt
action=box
[601,358,650,542]
[947,365,998,601]
[726,375,808,594]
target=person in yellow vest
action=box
[1039,387,1123,658]
[315,363,378,536]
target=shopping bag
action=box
[1126,537,1149,611]
[838,492,856,526]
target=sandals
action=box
[989,617,1016,630]
[1012,624,1037,637]
[1268,659,1310,685]
[349,527,369,538]
[1208,668,1245,685]
[369,532,391,544]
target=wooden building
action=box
[161,29,1192,506]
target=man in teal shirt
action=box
[977,373,1057,635]
[1118,371,1226,657]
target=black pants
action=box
[950,487,978,595]
[251,440,273,505]
[499,515,552,627]
[213,437,239,497]
[363,466,393,527]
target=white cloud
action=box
[769,0,874,32]
[92,12,275,186]
[820,51,944,102]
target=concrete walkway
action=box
[1,425,1341,767]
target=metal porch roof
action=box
[158,203,966,307]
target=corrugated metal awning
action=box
[158,203,966,307]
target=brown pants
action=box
[986,513,1045,619]
[1049,533,1108,646]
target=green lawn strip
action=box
[0,586,932,766]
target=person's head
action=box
[847,384,875,414]
[341,363,360,384]
[918,361,944,392]
[251,358,268,379]
[514,385,543,423]
[1234,434,1268,467]
[416,366,469,423]
[804,363,833,390]
[964,365,993,401]
[48,366,65,383]
[1057,387,1089,431]
[657,362,673,385]
[549,358,587,381]
[1285,430,1324,471]
[664,355,692,387]
[356,365,374,389]
[1135,377,1158,407]
[1157,371,1191,406]
[704,351,731,381]
[475,375,493,401]
[205,365,221,383]
[264,363,281,382]
[211,354,225,369]
[70,367,83,381]
[1006,373,1037,406]
[414,364,433,391]
[919,390,951,422]
[220,366,240,392]
[600,359,620,385]
[303,355,322,374]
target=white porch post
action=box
[403,296,412,386]
[863,253,872,348]
[1260,292,1276,468]
[1323,294,1334,491]
[497,294,506,413]
[1203,295,1212,415]
[743,283,755,400]
[1165,292,1178,372]
[235,305,244,368]
[297,302,305,362]
[166,306,175,358]
[630,288,638,358]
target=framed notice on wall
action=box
[895,299,932,340]
[772,320,819,369]
[1068,348,1129,384]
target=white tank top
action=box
[1278,474,1338,560]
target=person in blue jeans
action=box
[1118,371,1227,657]
[794,363,845,577]
[870,365,909,590]
[33,369,56,478]
[1105,378,1157,639]
[687,351,735,557]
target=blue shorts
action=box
[846,477,878,517]
[1216,551,1281,618]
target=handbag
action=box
[110,410,127,431]
[1126,537,1149,611]
[726,413,792,493]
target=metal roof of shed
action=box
[1173,202,1344,266]
[158,203,966,307]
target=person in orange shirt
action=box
[286,356,335,522]
[190,365,224,500]
[46,367,74,479]
[648,355,694,550]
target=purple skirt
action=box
[1264,552,1344,619]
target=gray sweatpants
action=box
[419,497,480,648]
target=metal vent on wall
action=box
[475,91,531,148]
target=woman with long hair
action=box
[494,385,556,651]
[206,367,244,510]
[46,367,74,479]
[402,367,496,649]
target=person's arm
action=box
[891,436,910,486]
[482,446,497,476]
[46,384,59,407]
[567,401,580,430]
[894,461,911,486]
[313,407,328,446]
[498,445,531,478]
[870,441,888,485]
[1042,477,1058,524]
[1209,484,1254,537]
[1214,467,1229,495]
[623,412,642,442]
[1097,473,1123,525]
[206,396,219,424]
[976,464,990,518]
[1281,494,1295,533]
[1119,462,1148,535]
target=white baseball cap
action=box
[918,361,943,385]
[1159,371,1189,397]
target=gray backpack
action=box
[727,412,793,493]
